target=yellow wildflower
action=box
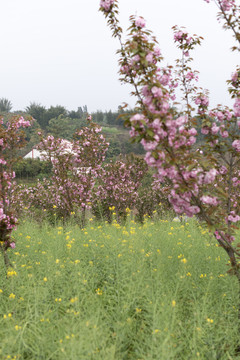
[181,258,187,264]
[207,318,214,323]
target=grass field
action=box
[0,216,240,359]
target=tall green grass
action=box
[0,217,239,359]
[101,126,120,134]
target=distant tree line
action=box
[3,97,234,163]
[3,96,231,181]
[0,97,145,180]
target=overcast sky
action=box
[0,0,239,113]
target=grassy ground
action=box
[0,216,240,359]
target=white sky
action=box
[0,0,239,113]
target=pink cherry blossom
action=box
[151,86,163,97]
[201,195,219,206]
[228,214,240,222]
[135,16,146,28]
[233,98,240,117]
[153,46,161,56]
[146,52,154,64]
[211,124,220,134]
[100,0,115,12]
[232,71,238,83]
[232,139,240,151]
[220,0,235,11]
[204,169,218,184]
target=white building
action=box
[24,140,73,160]
[24,148,47,160]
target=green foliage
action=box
[47,115,87,140]
[68,106,87,119]
[101,126,119,134]
[91,108,130,127]
[25,102,48,129]
[14,158,52,180]
[91,110,105,124]
[25,103,68,130]
[104,130,145,160]
[0,98,12,113]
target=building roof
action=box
[24,148,47,160]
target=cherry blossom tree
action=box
[99,0,240,280]
[92,154,148,223]
[0,115,32,268]
[17,117,109,227]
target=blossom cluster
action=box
[204,0,235,11]
[100,0,115,12]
